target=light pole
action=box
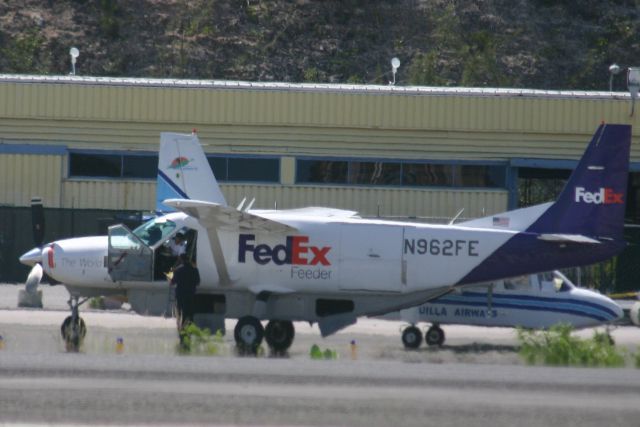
[608,63,620,91]
[69,47,79,75]
[390,57,400,85]
[628,67,639,117]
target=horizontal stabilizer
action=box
[537,234,601,244]
[164,199,297,233]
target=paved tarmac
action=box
[2,352,640,426]
[1,284,640,426]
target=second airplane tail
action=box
[156,132,227,213]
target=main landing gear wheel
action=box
[425,325,445,346]
[265,320,295,353]
[402,326,422,349]
[234,316,264,354]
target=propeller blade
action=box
[31,197,45,247]
[25,263,43,294]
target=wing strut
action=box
[205,227,232,287]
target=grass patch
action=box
[178,323,226,356]
[89,297,106,310]
[517,324,626,367]
[310,344,338,360]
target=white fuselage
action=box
[41,213,513,293]
[383,273,623,329]
[20,209,619,327]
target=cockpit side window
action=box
[538,272,554,283]
[503,275,530,291]
[133,218,177,247]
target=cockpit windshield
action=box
[133,217,177,247]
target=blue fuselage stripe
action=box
[433,293,614,322]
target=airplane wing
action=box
[164,199,297,233]
[537,233,601,244]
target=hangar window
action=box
[453,165,506,187]
[402,163,452,186]
[69,152,158,179]
[349,161,401,185]
[206,156,279,182]
[207,157,228,180]
[518,168,571,207]
[297,158,506,188]
[123,155,157,179]
[70,153,121,178]
[297,160,348,184]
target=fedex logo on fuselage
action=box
[574,187,624,204]
[238,234,331,266]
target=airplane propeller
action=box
[18,197,46,308]
[25,263,43,294]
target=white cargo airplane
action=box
[381,271,623,348]
[20,123,631,352]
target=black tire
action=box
[425,326,445,346]
[265,320,295,352]
[401,326,422,349]
[60,315,87,349]
[234,316,264,352]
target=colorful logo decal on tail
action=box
[574,187,624,205]
[169,157,194,169]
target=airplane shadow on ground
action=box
[428,343,519,353]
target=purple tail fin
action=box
[527,124,631,239]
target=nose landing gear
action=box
[61,295,88,351]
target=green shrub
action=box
[89,296,105,310]
[303,67,320,82]
[310,344,337,360]
[1,28,49,73]
[178,323,225,356]
[517,324,626,367]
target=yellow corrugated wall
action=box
[0,80,637,135]
[220,184,507,219]
[0,77,637,214]
[0,154,62,207]
[62,180,156,210]
[56,180,508,218]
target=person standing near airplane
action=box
[160,232,187,275]
[171,253,200,332]
[169,232,187,257]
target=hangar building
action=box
[1,74,638,217]
[0,74,638,287]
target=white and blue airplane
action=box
[381,270,623,348]
[19,123,632,352]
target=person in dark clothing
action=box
[170,254,200,331]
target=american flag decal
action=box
[492,216,510,227]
